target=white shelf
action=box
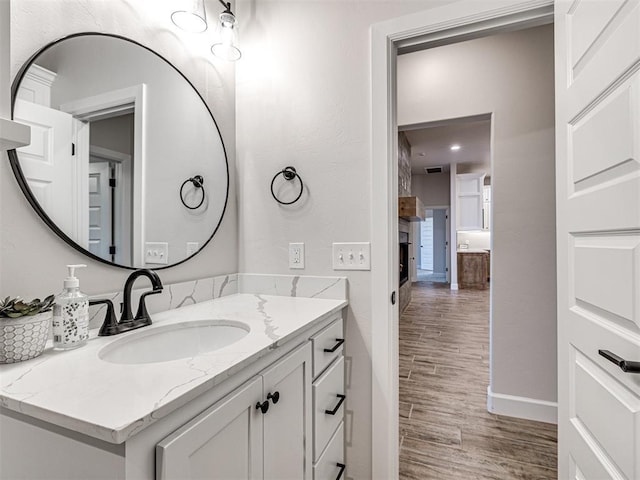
[0,117,30,151]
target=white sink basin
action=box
[99,320,250,365]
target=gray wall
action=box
[235,1,460,477]
[412,172,450,207]
[2,0,237,298]
[399,25,557,406]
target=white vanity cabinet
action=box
[156,343,312,480]
[0,312,346,480]
[310,318,346,480]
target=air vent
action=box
[424,166,443,174]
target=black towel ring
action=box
[270,166,304,205]
[180,175,205,210]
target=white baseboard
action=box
[487,386,557,424]
[450,283,459,290]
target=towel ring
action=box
[180,175,205,210]
[270,167,304,205]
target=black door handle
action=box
[335,463,346,480]
[324,339,344,353]
[325,394,346,415]
[267,391,280,404]
[256,400,269,414]
[599,350,640,373]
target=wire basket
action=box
[0,312,51,364]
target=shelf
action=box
[0,118,30,151]
[398,196,426,221]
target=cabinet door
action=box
[457,173,485,230]
[156,377,263,480]
[262,343,312,480]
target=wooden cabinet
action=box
[457,251,490,289]
[457,173,485,230]
[157,343,312,480]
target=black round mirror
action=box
[8,33,229,269]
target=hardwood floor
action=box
[399,281,557,479]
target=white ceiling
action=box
[402,118,491,175]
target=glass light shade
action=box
[211,12,241,61]
[171,0,207,33]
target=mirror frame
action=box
[7,32,230,270]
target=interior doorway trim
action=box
[369,1,553,478]
[60,84,146,266]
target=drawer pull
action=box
[267,391,280,404]
[325,394,346,415]
[256,400,269,414]
[599,350,640,373]
[323,338,345,353]
[335,463,346,480]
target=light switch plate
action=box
[289,242,305,269]
[145,242,169,265]
[332,242,371,270]
[186,242,199,256]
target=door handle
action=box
[598,350,640,373]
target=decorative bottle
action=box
[52,264,89,350]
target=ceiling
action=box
[402,118,491,175]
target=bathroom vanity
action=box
[0,292,347,479]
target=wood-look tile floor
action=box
[399,281,557,480]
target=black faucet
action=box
[92,269,163,336]
[119,269,163,333]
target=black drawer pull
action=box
[599,350,640,373]
[267,391,280,404]
[335,463,346,480]
[256,400,269,414]
[323,338,344,353]
[325,394,346,415]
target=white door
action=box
[156,377,264,480]
[262,344,312,480]
[88,162,111,259]
[556,2,640,479]
[14,99,76,235]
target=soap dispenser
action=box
[52,264,89,350]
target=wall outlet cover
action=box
[289,242,305,269]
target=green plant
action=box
[0,295,55,319]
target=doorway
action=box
[417,208,448,283]
[370,2,555,477]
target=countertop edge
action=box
[1,299,348,444]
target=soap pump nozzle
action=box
[64,264,87,289]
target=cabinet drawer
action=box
[313,356,345,461]
[312,317,344,378]
[313,422,344,480]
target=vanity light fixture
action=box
[171,0,208,33]
[211,0,242,61]
[450,144,461,151]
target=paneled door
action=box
[14,99,76,235]
[556,1,640,479]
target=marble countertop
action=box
[457,249,491,253]
[0,293,346,444]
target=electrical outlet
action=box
[332,242,371,270]
[145,242,168,265]
[289,243,305,269]
[186,242,199,256]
